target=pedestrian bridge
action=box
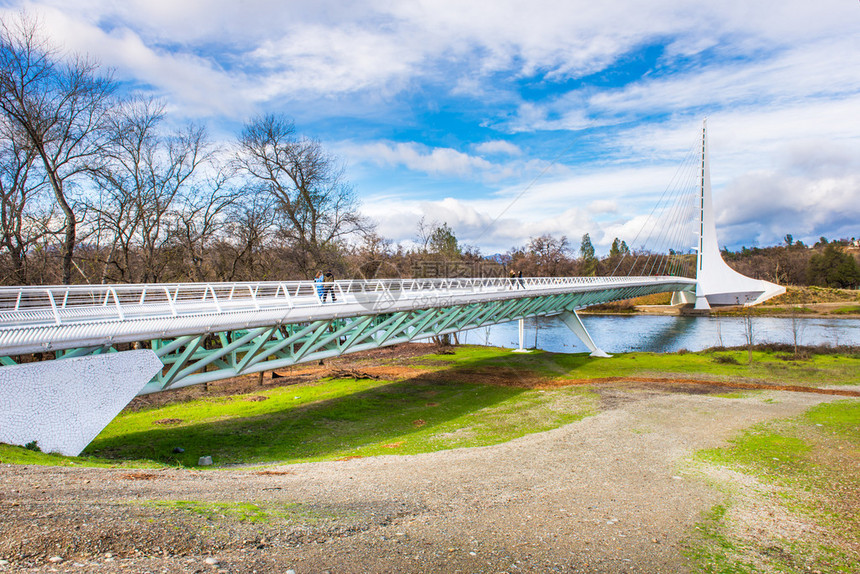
[0,275,696,455]
[0,275,696,391]
[0,120,783,456]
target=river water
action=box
[458,314,860,353]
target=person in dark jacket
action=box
[323,271,337,302]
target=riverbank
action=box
[582,285,860,317]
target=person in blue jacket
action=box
[314,271,325,301]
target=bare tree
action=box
[88,97,211,282]
[0,14,115,283]
[235,114,371,277]
[528,234,571,276]
[742,307,755,364]
[415,215,438,253]
[0,122,51,283]
[172,170,239,281]
[788,308,806,358]
[218,185,279,281]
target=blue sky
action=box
[5,0,859,254]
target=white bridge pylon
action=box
[691,119,785,309]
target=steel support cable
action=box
[670,170,700,277]
[645,171,693,275]
[613,136,700,277]
[646,143,700,276]
[656,163,699,276]
[640,145,699,276]
[662,147,700,273]
[663,175,697,279]
[660,188,695,277]
[669,164,701,277]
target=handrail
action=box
[0,276,695,329]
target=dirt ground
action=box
[1,346,857,573]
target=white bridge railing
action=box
[0,276,686,329]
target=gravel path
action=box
[1,384,852,573]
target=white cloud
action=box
[16,0,860,114]
[588,199,619,214]
[6,0,857,253]
[474,140,521,156]
[352,142,494,178]
[5,5,255,117]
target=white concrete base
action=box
[670,290,696,305]
[0,350,163,456]
[694,295,712,311]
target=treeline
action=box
[724,236,860,289]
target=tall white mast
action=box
[693,119,785,309]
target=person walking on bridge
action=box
[323,271,337,302]
[314,271,325,301]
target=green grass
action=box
[685,400,860,573]
[697,430,813,478]
[684,505,758,574]
[417,345,860,387]
[805,399,860,437]
[832,305,860,315]
[84,365,596,467]
[3,346,857,469]
[0,442,163,468]
[143,500,315,524]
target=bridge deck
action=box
[0,276,695,357]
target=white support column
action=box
[560,310,612,358]
[512,317,530,353]
[0,350,163,456]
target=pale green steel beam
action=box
[241,320,327,371]
[290,321,334,363]
[72,281,698,392]
[159,335,205,389]
[337,315,377,351]
[374,312,413,346]
[226,327,278,374]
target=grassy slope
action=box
[84,373,595,466]
[0,346,857,468]
[414,345,860,387]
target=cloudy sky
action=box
[5,0,859,254]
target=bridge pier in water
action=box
[559,310,612,357]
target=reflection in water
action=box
[459,314,860,353]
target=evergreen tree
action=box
[807,244,860,288]
[579,233,597,276]
[429,223,460,258]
